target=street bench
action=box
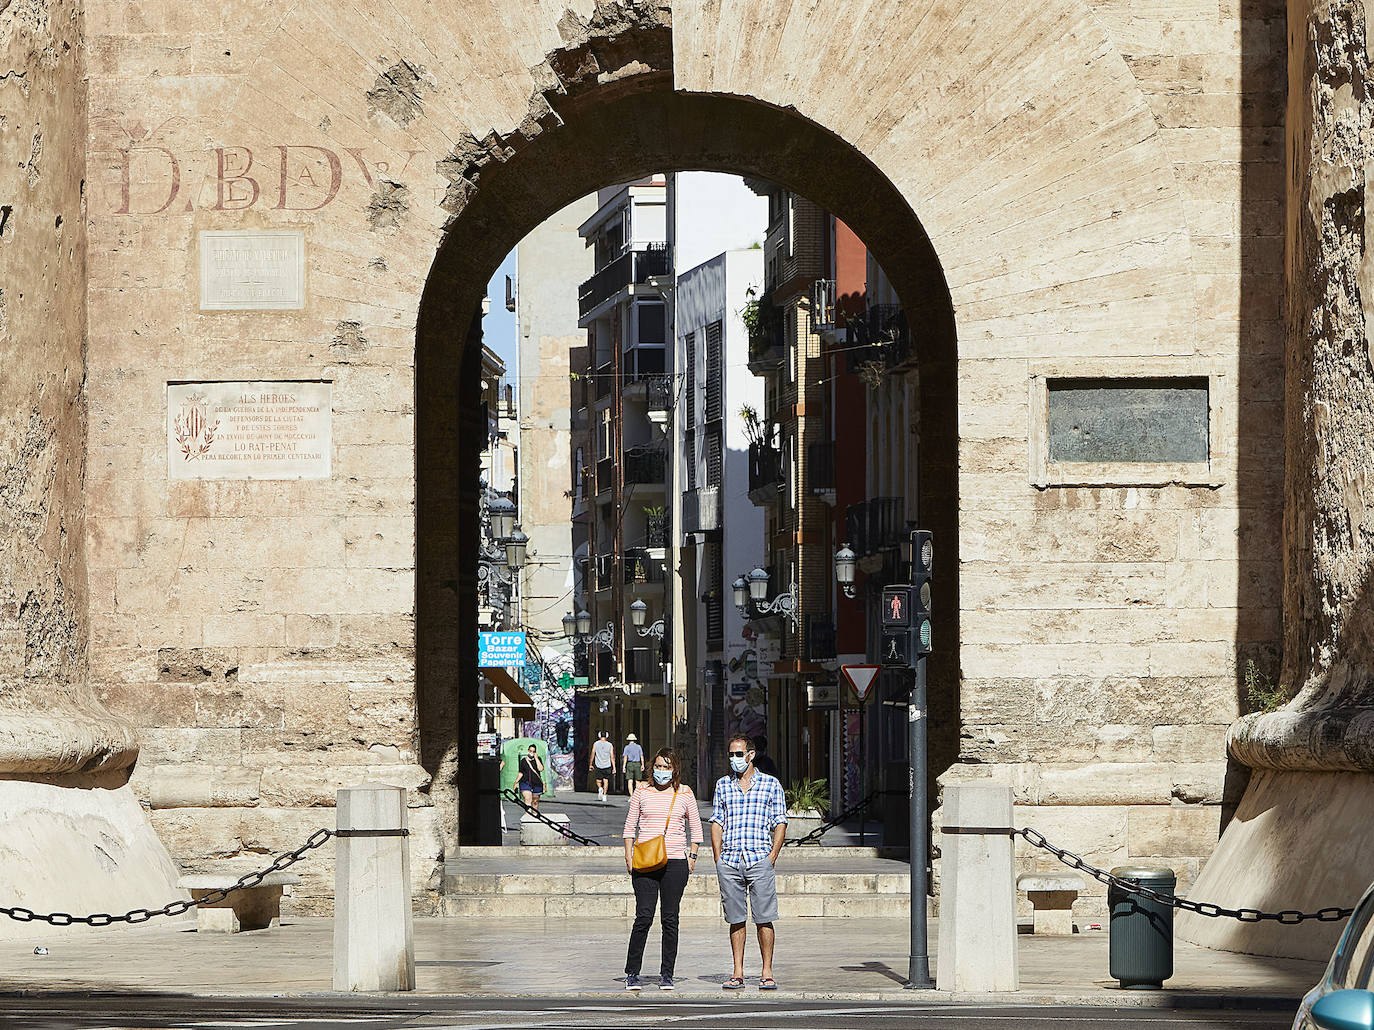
[179,871,301,933]
[1017,872,1085,935]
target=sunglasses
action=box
[728,750,750,758]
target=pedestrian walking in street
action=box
[518,744,545,811]
[710,734,787,991]
[623,733,645,794]
[590,730,616,802]
[622,747,703,992]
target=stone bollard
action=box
[936,784,1018,992]
[333,785,415,992]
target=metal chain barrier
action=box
[784,788,881,847]
[1018,825,1353,924]
[0,828,335,927]
[501,788,602,846]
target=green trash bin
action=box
[1108,866,1175,989]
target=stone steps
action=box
[441,891,911,919]
[442,856,914,919]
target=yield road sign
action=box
[841,664,881,702]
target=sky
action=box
[480,173,768,373]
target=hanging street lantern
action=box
[576,609,593,636]
[562,611,578,639]
[835,543,857,598]
[732,576,749,611]
[747,567,770,603]
[630,598,649,627]
[505,526,529,569]
[489,495,516,539]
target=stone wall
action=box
[70,0,1285,919]
[0,0,182,931]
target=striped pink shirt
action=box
[623,785,704,859]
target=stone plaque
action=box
[168,381,330,480]
[199,230,305,310]
[1047,377,1209,464]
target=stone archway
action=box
[415,79,961,847]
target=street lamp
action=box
[564,608,614,653]
[835,543,857,598]
[505,526,529,570]
[732,576,748,609]
[735,566,798,628]
[489,495,516,540]
[630,599,648,627]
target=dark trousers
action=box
[625,858,689,978]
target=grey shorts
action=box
[716,857,779,924]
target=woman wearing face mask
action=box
[518,744,545,812]
[621,747,703,991]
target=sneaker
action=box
[625,975,642,992]
[659,977,675,991]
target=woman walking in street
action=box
[518,743,545,811]
[622,747,703,992]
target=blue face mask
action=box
[730,755,748,774]
[653,768,672,785]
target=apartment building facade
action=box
[569,180,674,780]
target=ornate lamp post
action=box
[733,566,798,628]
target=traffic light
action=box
[911,529,933,655]
[881,585,912,667]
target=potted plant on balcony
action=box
[784,778,830,843]
[643,504,667,546]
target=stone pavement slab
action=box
[0,915,1326,1008]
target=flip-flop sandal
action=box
[759,978,778,990]
[722,977,745,990]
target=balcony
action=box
[746,305,785,375]
[578,244,672,319]
[844,304,912,373]
[623,547,665,585]
[645,510,669,547]
[845,496,906,558]
[803,615,837,661]
[748,441,784,504]
[595,552,617,590]
[624,446,667,487]
[623,347,667,382]
[684,486,721,534]
[808,441,836,503]
[624,647,665,686]
[594,362,614,401]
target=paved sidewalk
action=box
[0,915,1325,1007]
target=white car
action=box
[1293,882,1374,1029]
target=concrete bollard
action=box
[333,785,415,992]
[936,784,1019,992]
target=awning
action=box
[483,667,536,720]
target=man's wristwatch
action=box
[689,851,699,859]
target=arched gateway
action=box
[11,0,1362,962]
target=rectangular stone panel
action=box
[199,230,305,310]
[168,381,331,480]
[1047,377,1209,463]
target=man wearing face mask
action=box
[710,734,787,990]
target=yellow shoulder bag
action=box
[631,788,678,873]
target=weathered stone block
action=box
[148,764,262,808]
[1126,805,1223,858]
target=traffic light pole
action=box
[908,655,932,988]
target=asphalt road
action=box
[0,997,1299,1030]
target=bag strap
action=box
[662,788,677,836]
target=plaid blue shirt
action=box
[710,772,787,867]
